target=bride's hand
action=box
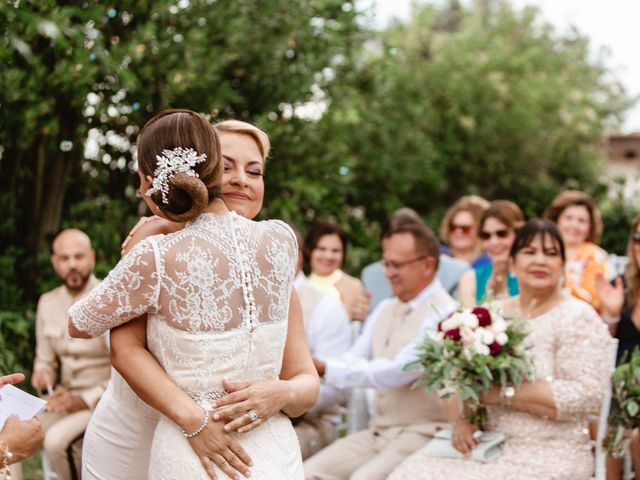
[186,412,253,480]
[212,379,292,433]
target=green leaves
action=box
[407,314,533,428]
[605,348,640,456]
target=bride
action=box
[68,109,318,479]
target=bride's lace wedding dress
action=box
[70,211,304,479]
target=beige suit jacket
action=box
[33,275,110,409]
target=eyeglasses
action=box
[381,256,427,271]
[632,232,640,243]
[449,224,473,235]
[479,229,510,240]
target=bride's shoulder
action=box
[257,219,297,247]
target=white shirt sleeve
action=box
[324,299,455,390]
[306,297,352,413]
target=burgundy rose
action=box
[489,341,502,356]
[444,328,461,342]
[472,307,492,327]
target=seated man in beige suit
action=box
[30,229,110,480]
[304,218,457,480]
[291,229,352,459]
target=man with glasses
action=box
[304,216,457,480]
[362,208,470,309]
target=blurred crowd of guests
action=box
[2,187,640,480]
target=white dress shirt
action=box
[294,274,352,413]
[323,279,456,391]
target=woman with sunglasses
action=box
[439,196,491,270]
[458,200,525,308]
[596,216,640,479]
[544,190,609,312]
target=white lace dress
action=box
[69,212,304,479]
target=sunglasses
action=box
[479,229,510,240]
[449,224,473,235]
[632,232,640,243]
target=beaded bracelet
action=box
[0,440,13,479]
[182,408,209,439]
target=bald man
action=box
[30,229,110,480]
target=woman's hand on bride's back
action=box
[187,412,253,480]
[211,379,292,433]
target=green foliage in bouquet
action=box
[406,307,533,428]
[605,348,640,458]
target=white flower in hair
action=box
[146,147,207,204]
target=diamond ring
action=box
[245,410,258,422]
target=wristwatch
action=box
[502,385,515,408]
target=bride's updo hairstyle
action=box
[137,108,222,223]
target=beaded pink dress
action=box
[388,296,611,480]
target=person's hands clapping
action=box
[595,272,624,318]
[185,410,253,480]
[212,379,292,434]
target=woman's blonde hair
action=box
[625,215,640,306]
[439,195,491,245]
[214,120,270,162]
[543,190,603,244]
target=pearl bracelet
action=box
[182,408,210,439]
[0,440,13,478]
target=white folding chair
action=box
[41,450,58,480]
[594,338,619,480]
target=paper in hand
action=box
[0,384,47,429]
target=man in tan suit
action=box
[304,218,457,480]
[30,229,110,480]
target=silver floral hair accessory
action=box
[146,147,207,204]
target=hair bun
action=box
[153,172,208,223]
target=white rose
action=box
[491,317,507,333]
[430,331,445,344]
[481,330,495,345]
[475,327,494,345]
[441,317,459,332]
[496,332,509,345]
[458,311,479,329]
[474,343,490,356]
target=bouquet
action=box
[604,348,640,457]
[407,306,533,428]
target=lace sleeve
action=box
[549,302,612,421]
[266,219,298,281]
[69,238,160,337]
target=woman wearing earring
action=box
[596,216,640,479]
[439,196,491,270]
[389,219,611,480]
[71,111,317,480]
[544,190,609,312]
[458,200,525,308]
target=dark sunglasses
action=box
[450,224,473,235]
[632,232,640,243]
[479,229,510,240]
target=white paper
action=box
[0,384,47,428]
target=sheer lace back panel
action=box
[154,212,295,333]
[69,212,298,399]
